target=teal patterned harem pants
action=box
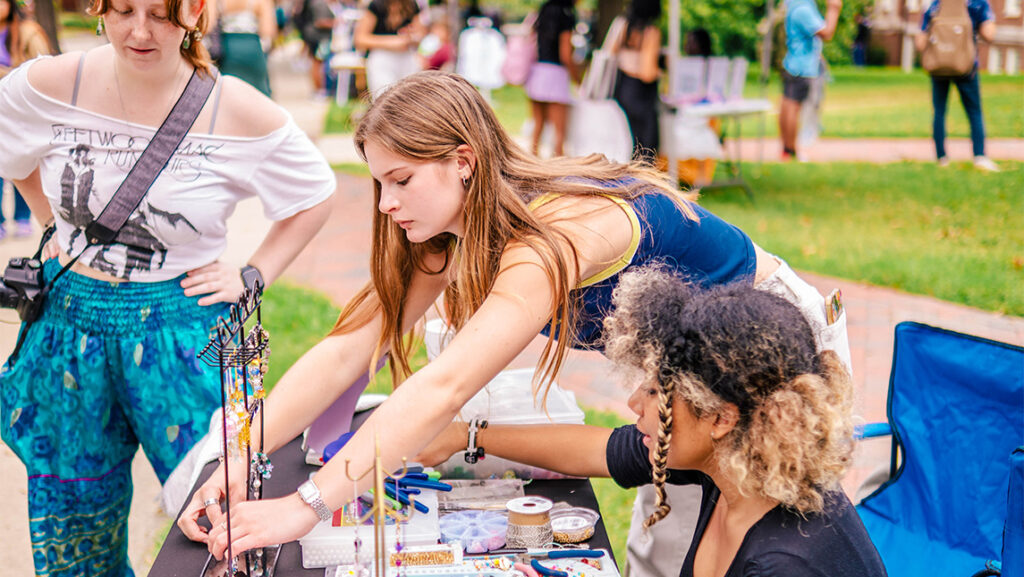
[1,259,229,576]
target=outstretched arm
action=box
[416,421,613,478]
[199,243,577,559]
[176,250,449,542]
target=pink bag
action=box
[501,13,538,86]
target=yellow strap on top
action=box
[528,193,642,288]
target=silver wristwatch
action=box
[297,479,332,522]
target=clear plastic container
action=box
[551,506,600,544]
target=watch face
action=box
[298,480,318,501]
[242,266,264,292]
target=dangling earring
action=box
[461,175,469,188]
[96,17,104,36]
[182,28,200,50]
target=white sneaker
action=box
[974,156,1000,172]
[937,156,951,168]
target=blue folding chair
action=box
[855,322,1024,577]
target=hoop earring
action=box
[96,17,104,36]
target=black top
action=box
[606,426,888,577]
[535,0,575,64]
[368,0,419,36]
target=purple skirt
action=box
[525,62,572,104]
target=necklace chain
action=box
[112,60,185,127]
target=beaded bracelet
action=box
[464,419,488,464]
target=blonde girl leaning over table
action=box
[0,0,335,572]
[177,71,850,562]
[416,270,886,577]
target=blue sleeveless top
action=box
[536,191,757,350]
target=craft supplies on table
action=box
[324,548,621,577]
[505,496,554,548]
[550,507,600,544]
[437,478,526,512]
[300,491,441,568]
[438,509,509,553]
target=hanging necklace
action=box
[112,58,186,128]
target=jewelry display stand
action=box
[197,285,280,577]
[338,436,419,577]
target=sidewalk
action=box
[734,136,1024,164]
[1,39,1022,575]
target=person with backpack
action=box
[915,0,998,172]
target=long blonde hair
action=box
[340,71,696,397]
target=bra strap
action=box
[70,52,86,106]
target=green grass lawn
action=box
[700,161,1024,315]
[739,67,1024,139]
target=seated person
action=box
[418,269,887,577]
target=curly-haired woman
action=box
[418,270,887,577]
[176,72,850,562]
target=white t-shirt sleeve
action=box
[0,64,49,180]
[248,120,336,221]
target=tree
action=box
[33,0,62,53]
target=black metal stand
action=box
[196,285,279,577]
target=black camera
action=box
[0,257,46,323]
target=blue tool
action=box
[321,431,355,463]
[397,478,453,492]
[384,480,421,495]
[530,559,567,577]
[383,483,429,514]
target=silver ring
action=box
[203,498,219,508]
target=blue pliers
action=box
[523,550,605,577]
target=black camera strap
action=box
[9,68,218,363]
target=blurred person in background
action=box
[418,17,453,71]
[611,0,661,162]
[778,0,841,161]
[526,0,578,157]
[209,0,276,95]
[915,0,999,172]
[0,0,51,240]
[354,0,425,97]
[296,0,335,96]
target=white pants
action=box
[624,258,851,577]
[365,49,420,99]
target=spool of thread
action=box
[504,496,553,548]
